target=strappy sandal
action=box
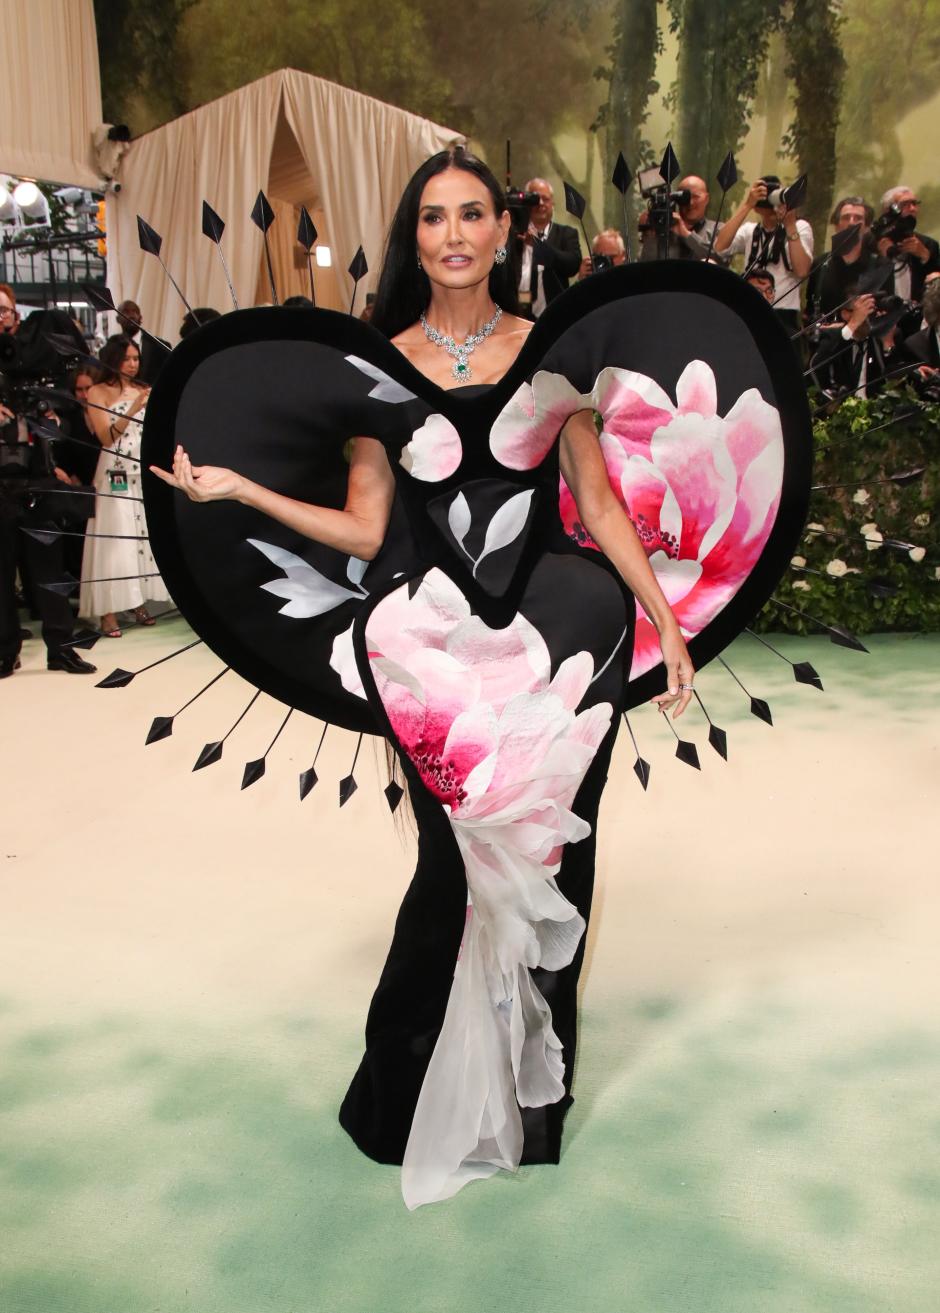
[101,615,123,638]
[133,607,156,627]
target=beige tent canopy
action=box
[108,69,463,342]
[0,0,102,189]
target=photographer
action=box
[876,187,940,306]
[713,176,813,334]
[515,178,581,319]
[577,229,627,280]
[639,175,726,263]
[809,292,903,400]
[807,196,891,320]
[0,283,96,677]
[900,279,940,390]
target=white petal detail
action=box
[474,489,534,573]
[447,491,472,547]
[400,413,463,481]
[248,539,361,618]
[344,354,417,403]
[346,555,369,587]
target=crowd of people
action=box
[2,170,938,680]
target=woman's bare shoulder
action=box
[498,313,534,339]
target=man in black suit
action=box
[809,293,903,399]
[806,196,893,320]
[876,187,940,307]
[901,279,940,383]
[515,178,581,319]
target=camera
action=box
[505,187,540,233]
[871,203,917,256]
[755,174,807,212]
[591,253,615,274]
[636,166,690,242]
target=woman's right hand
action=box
[149,444,244,502]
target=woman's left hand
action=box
[651,623,695,719]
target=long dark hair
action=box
[370,146,518,339]
[95,334,138,387]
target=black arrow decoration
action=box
[781,173,808,212]
[145,668,230,746]
[339,732,364,807]
[692,691,728,761]
[241,707,293,790]
[347,246,368,316]
[83,282,115,312]
[621,713,651,791]
[136,215,162,256]
[96,637,203,689]
[45,571,161,596]
[831,222,862,260]
[251,190,279,305]
[746,630,824,690]
[299,722,329,801]
[564,181,594,276]
[297,206,318,305]
[611,151,634,262]
[704,151,737,263]
[769,597,869,652]
[661,710,701,770]
[384,781,405,813]
[659,142,680,187]
[202,200,238,309]
[717,656,773,725]
[193,689,261,771]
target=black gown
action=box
[142,262,811,1207]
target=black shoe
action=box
[0,656,20,678]
[47,650,97,674]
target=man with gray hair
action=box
[875,186,939,305]
[515,177,581,319]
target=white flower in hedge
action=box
[792,580,812,591]
[852,488,870,505]
[934,567,940,581]
[914,512,930,527]
[804,522,827,538]
[909,546,926,563]
[826,558,849,577]
[860,522,883,551]
[791,555,807,568]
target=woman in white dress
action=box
[80,335,169,635]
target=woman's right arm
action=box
[150,436,395,561]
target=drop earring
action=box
[494,245,507,266]
[416,250,423,269]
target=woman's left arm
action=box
[560,409,694,717]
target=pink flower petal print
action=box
[400,413,462,481]
[490,371,586,471]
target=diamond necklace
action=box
[420,305,503,382]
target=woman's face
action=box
[121,343,140,379]
[73,372,93,404]
[416,168,510,291]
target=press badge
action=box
[107,465,129,493]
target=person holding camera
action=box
[0,283,96,677]
[900,279,940,391]
[713,176,813,334]
[806,197,892,322]
[809,292,902,400]
[875,187,940,307]
[515,178,581,319]
[577,229,627,279]
[639,175,726,263]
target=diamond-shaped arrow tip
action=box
[82,282,115,313]
[339,774,358,807]
[44,331,86,358]
[659,142,680,186]
[828,625,868,653]
[716,150,738,193]
[61,625,101,651]
[348,246,368,281]
[145,715,173,745]
[299,766,319,802]
[23,527,61,546]
[883,538,917,553]
[782,173,808,212]
[96,667,134,689]
[384,781,404,813]
[611,152,633,194]
[193,741,223,771]
[241,758,265,790]
[42,577,80,595]
[633,757,651,791]
[793,661,824,691]
[250,190,275,233]
[563,181,586,219]
[136,215,163,256]
[750,697,773,726]
[831,222,861,259]
[297,206,318,251]
[708,724,728,761]
[201,200,225,243]
[675,739,701,770]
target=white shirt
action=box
[893,259,912,303]
[518,221,552,318]
[728,219,814,312]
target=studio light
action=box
[12,180,40,208]
[0,190,16,223]
[315,246,332,267]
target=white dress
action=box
[79,391,170,618]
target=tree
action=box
[594,0,660,233]
[780,0,845,244]
[94,0,195,132]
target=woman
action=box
[81,334,169,636]
[152,148,695,1208]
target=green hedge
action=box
[753,387,940,637]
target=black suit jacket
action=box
[809,325,894,397]
[901,326,940,368]
[530,223,582,311]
